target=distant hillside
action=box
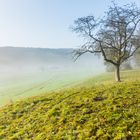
[0,47,105,74]
[0,47,73,66]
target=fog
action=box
[0,47,105,106]
[0,47,105,76]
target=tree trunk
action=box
[115,65,121,82]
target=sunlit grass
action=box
[81,69,140,87]
[0,78,140,139]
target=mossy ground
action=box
[0,70,140,139]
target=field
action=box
[0,47,105,107]
[81,69,140,87]
[0,0,140,139]
[0,69,96,107]
[0,69,140,139]
[0,69,139,107]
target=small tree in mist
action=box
[72,2,140,82]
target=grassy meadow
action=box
[0,69,96,107]
[0,69,140,139]
[0,0,140,139]
[0,46,139,140]
[0,69,139,107]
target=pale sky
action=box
[0,0,140,48]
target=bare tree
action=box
[72,3,140,82]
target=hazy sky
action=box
[0,0,140,48]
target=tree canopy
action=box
[72,2,140,81]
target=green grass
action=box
[0,69,140,139]
[0,70,94,106]
[81,69,140,87]
[1,69,140,107]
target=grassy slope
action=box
[0,68,139,107]
[0,70,140,139]
[0,70,94,106]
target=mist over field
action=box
[0,47,105,73]
[0,47,105,106]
